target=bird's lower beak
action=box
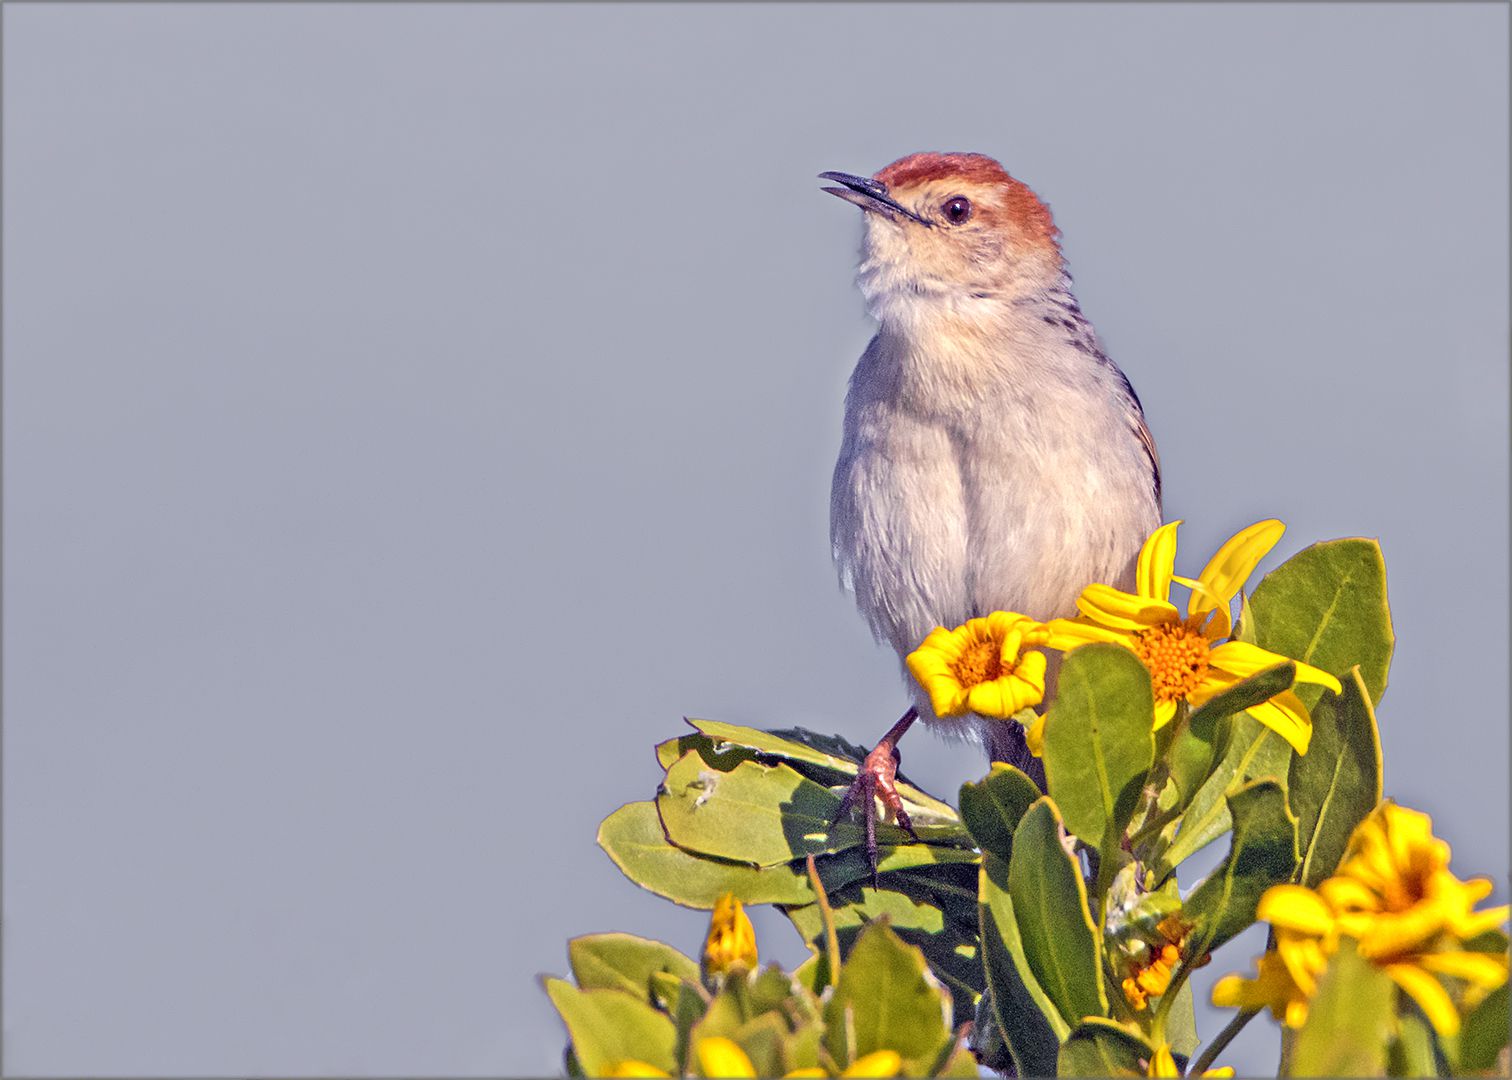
[818,171,930,226]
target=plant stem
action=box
[1188,1007,1260,1076]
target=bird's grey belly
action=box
[834,424,1150,659]
[833,425,972,660]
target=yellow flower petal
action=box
[1259,885,1336,936]
[1455,904,1511,939]
[1010,649,1048,704]
[1042,617,1137,651]
[1173,575,1233,639]
[965,680,1008,717]
[1317,875,1381,914]
[842,1050,903,1077]
[1137,521,1182,603]
[1209,974,1250,1009]
[1076,584,1181,632]
[1188,519,1285,621]
[697,1037,758,1078]
[1207,640,1342,695]
[1148,1044,1179,1077]
[784,1071,826,1078]
[1152,698,1179,730]
[1025,712,1046,757]
[1418,950,1510,990]
[1211,951,1307,1024]
[1385,963,1462,1037]
[1355,900,1453,960]
[1244,690,1313,755]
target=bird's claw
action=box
[832,740,920,884]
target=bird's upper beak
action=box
[818,171,931,226]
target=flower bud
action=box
[702,892,757,977]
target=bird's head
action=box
[821,152,1063,323]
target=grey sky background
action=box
[3,3,1507,1076]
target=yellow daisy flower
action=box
[905,611,1048,719]
[702,893,757,977]
[1043,519,1341,754]
[1212,802,1509,1036]
[1211,945,1318,1029]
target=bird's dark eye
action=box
[942,196,972,225]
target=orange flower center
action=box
[1380,857,1435,914]
[1135,620,1211,703]
[952,638,1004,689]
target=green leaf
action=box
[656,752,854,866]
[747,963,806,1018]
[1289,667,1383,887]
[601,799,968,909]
[1184,779,1298,954]
[660,977,708,1075]
[958,763,1040,862]
[655,733,758,773]
[1058,1017,1157,1077]
[882,862,982,932]
[568,933,701,1004]
[1455,982,1509,1074]
[598,800,815,906]
[1169,662,1295,807]
[1159,713,1292,877]
[1389,1011,1442,1078]
[1008,798,1109,1027]
[729,1012,788,1077]
[1286,939,1394,1076]
[980,853,1066,1076]
[822,921,954,1075]
[544,978,678,1077]
[1041,644,1156,861]
[1164,977,1200,1058]
[785,884,982,1027]
[1248,537,1394,708]
[686,718,958,823]
[689,974,759,1043]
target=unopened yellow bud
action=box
[703,892,757,976]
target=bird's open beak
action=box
[819,171,931,226]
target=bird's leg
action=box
[832,706,921,878]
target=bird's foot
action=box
[831,708,920,882]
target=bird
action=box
[821,152,1162,861]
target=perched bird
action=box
[822,152,1162,857]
